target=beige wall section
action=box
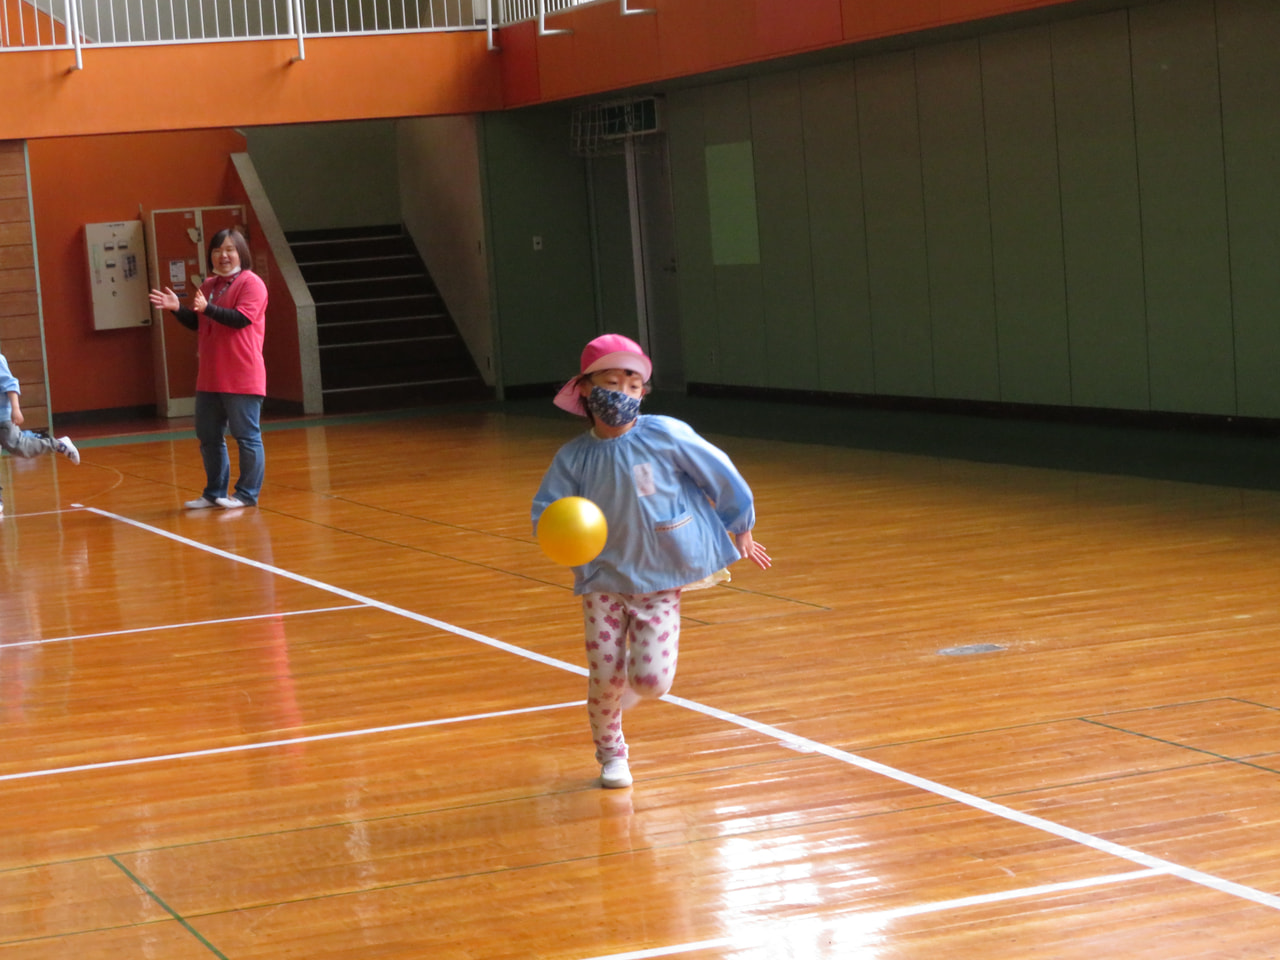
[243,121,402,232]
[396,116,494,387]
[0,142,48,431]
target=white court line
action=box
[0,700,586,783]
[583,869,1163,960]
[78,506,1280,913]
[0,604,367,649]
[84,507,588,678]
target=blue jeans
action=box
[194,392,264,505]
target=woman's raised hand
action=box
[148,287,180,312]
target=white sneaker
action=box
[600,757,633,789]
[215,496,250,509]
[54,436,79,465]
[183,497,217,510]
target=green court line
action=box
[108,855,230,959]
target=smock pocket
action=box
[652,510,705,572]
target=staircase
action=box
[287,225,491,414]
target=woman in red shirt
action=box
[149,228,268,510]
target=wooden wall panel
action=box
[0,141,46,431]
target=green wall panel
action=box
[1219,0,1280,418]
[915,39,999,402]
[702,80,754,144]
[705,142,761,267]
[1131,0,1234,415]
[1052,11,1150,411]
[649,0,1277,419]
[482,108,596,388]
[855,52,934,398]
[666,89,720,383]
[750,72,819,390]
[981,26,1071,406]
[587,155,639,340]
[713,265,768,385]
[702,81,767,386]
[800,61,875,395]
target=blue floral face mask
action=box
[585,385,641,427]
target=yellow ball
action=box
[537,496,608,566]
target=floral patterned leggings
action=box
[582,589,682,763]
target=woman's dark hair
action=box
[207,228,253,272]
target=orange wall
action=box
[501,0,1081,105]
[1,33,504,140]
[28,130,251,414]
[1,0,1084,138]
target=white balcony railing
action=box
[0,0,599,52]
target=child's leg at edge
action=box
[0,421,57,459]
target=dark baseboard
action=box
[504,382,559,403]
[263,398,305,417]
[52,405,157,427]
[56,397,305,426]
[685,383,1280,440]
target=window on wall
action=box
[705,141,761,266]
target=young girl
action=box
[0,350,79,517]
[532,334,770,788]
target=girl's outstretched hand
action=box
[736,530,771,570]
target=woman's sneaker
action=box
[183,497,217,510]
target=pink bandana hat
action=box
[553,333,653,416]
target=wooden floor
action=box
[3,403,1280,958]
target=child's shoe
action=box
[183,496,218,510]
[215,496,250,510]
[54,436,79,465]
[600,757,632,789]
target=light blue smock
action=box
[0,353,19,398]
[532,414,756,595]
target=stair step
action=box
[309,277,437,302]
[291,235,417,263]
[299,257,426,282]
[320,379,492,414]
[315,296,444,325]
[318,317,454,345]
[289,224,485,413]
[287,225,404,242]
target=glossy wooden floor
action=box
[3,405,1280,958]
